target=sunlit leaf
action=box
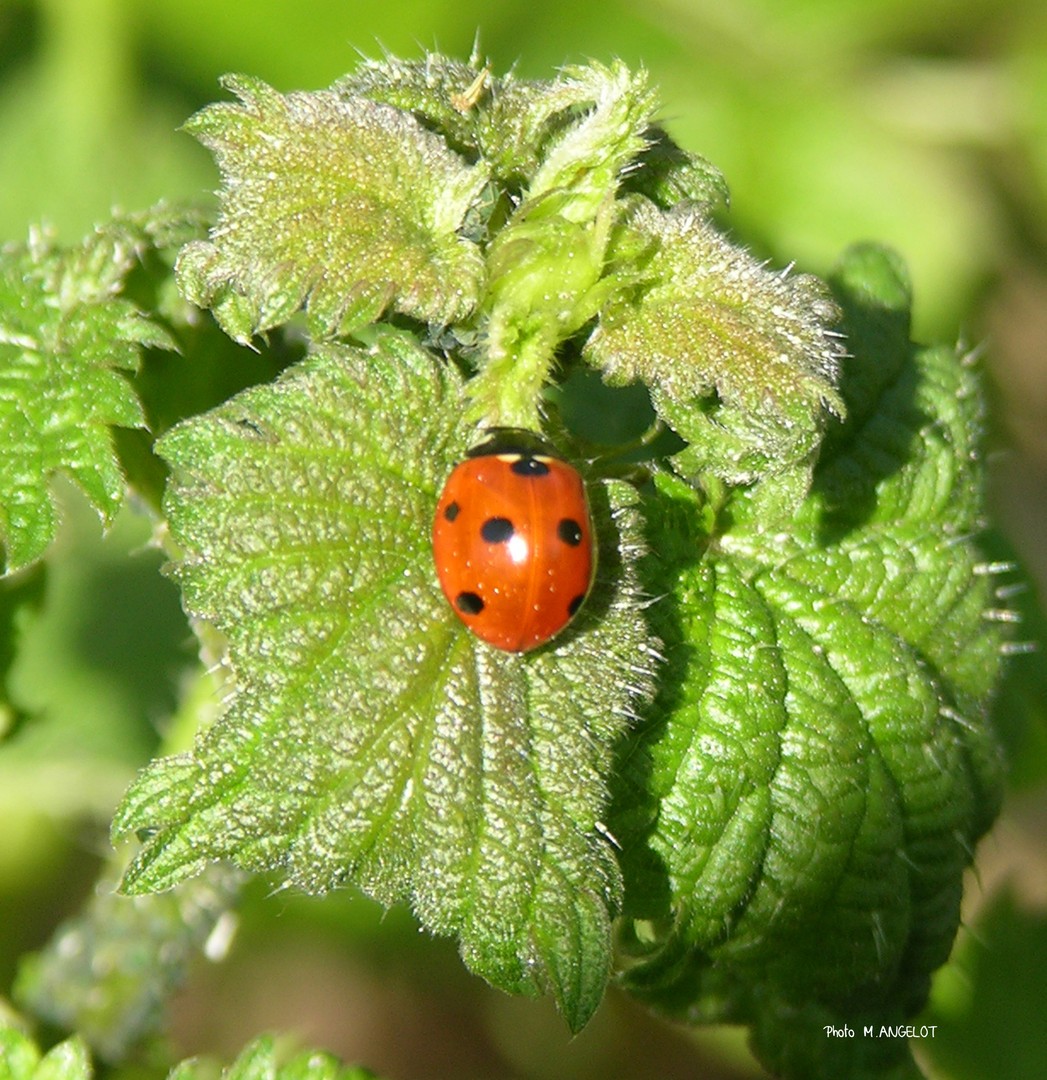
[0,218,179,573]
[586,198,844,501]
[115,330,656,1030]
[0,1028,92,1080]
[613,245,1004,1078]
[177,75,487,342]
[166,1035,379,1080]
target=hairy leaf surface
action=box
[0,221,178,573]
[339,55,662,200]
[177,76,487,342]
[114,331,656,1029]
[613,245,1004,1077]
[586,198,844,498]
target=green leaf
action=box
[0,221,177,574]
[167,1036,379,1080]
[14,864,241,1062]
[522,61,658,219]
[338,55,658,201]
[466,62,659,427]
[114,330,656,1030]
[334,53,497,163]
[624,126,730,212]
[177,75,487,343]
[0,1028,38,1080]
[613,245,1004,1078]
[0,1029,92,1080]
[341,57,664,429]
[585,198,845,500]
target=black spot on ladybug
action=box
[568,594,586,617]
[455,591,484,615]
[443,501,460,522]
[481,517,514,543]
[557,518,583,546]
[510,455,551,478]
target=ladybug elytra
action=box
[432,429,595,652]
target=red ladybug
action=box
[432,429,595,652]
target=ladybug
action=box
[432,429,595,652]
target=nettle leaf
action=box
[0,1029,92,1080]
[334,54,496,162]
[0,222,178,574]
[167,1036,380,1080]
[339,55,658,199]
[585,198,844,499]
[613,245,1004,1078]
[177,75,487,343]
[114,330,656,1030]
[468,63,659,427]
[522,61,657,218]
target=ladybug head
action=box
[466,427,562,461]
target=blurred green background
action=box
[2,1,1046,1077]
